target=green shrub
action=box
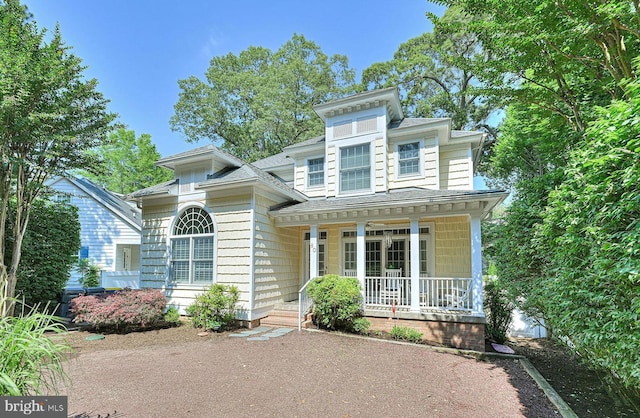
[484,278,514,344]
[9,199,80,308]
[164,306,181,324]
[186,284,239,330]
[390,325,423,343]
[76,258,101,288]
[307,274,365,332]
[352,317,370,334]
[0,299,70,395]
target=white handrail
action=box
[298,278,317,331]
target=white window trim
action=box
[166,203,217,288]
[337,141,374,196]
[395,139,424,179]
[305,156,325,190]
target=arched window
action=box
[170,207,215,284]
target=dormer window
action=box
[397,141,421,176]
[339,143,371,193]
[307,157,324,188]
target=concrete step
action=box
[265,309,299,318]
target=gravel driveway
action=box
[59,328,559,417]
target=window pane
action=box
[344,242,357,270]
[173,207,214,235]
[308,158,324,187]
[172,238,190,260]
[366,240,382,277]
[193,237,213,260]
[171,261,189,282]
[399,142,420,175]
[193,261,213,283]
[340,144,371,192]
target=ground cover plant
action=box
[186,284,239,331]
[0,299,70,395]
[70,288,168,332]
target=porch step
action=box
[261,302,312,328]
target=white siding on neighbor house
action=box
[51,178,140,288]
[439,145,473,190]
[252,192,300,318]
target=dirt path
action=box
[58,328,559,417]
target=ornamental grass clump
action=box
[0,299,70,395]
[70,288,167,331]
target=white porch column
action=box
[470,216,483,316]
[410,218,420,312]
[309,224,319,279]
[356,222,366,298]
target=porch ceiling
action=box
[269,188,508,227]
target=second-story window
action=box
[307,157,324,187]
[340,143,371,193]
[398,142,420,176]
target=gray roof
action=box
[74,177,142,227]
[272,187,507,215]
[388,118,449,130]
[199,162,305,201]
[128,179,178,199]
[251,151,293,170]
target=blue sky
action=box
[25,0,445,158]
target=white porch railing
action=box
[101,271,140,289]
[364,277,473,312]
[298,278,317,331]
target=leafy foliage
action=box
[0,0,116,314]
[163,306,181,325]
[171,33,356,161]
[539,75,640,395]
[70,289,167,331]
[483,278,514,344]
[5,199,80,308]
[80,129,172,194]
[390,326,423,343]
[363,6,500,151]
[76,258,101,288]
[0,299,70,395]
[186,284,239,330]
[307,274,365,332]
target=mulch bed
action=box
[57,325,561,417]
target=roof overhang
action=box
[313,87,403,122]
[269,189,508,227]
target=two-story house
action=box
[130,87,507,350]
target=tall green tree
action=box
[539,74,640,399]
[81,129,172,194]
[0,0,116,315]
[171,33,357,162]
[363,7,499,142]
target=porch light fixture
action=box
[384,230,393,249]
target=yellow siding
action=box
[439,145,472,190]
[388,136,439,190]
[253,192,301,312]
[433,216,471,277]
[294,163,305,191]
[208,194,252,308]
[140,204,173,289]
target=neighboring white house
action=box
[130,87,508,350]
[49,176,141,289]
